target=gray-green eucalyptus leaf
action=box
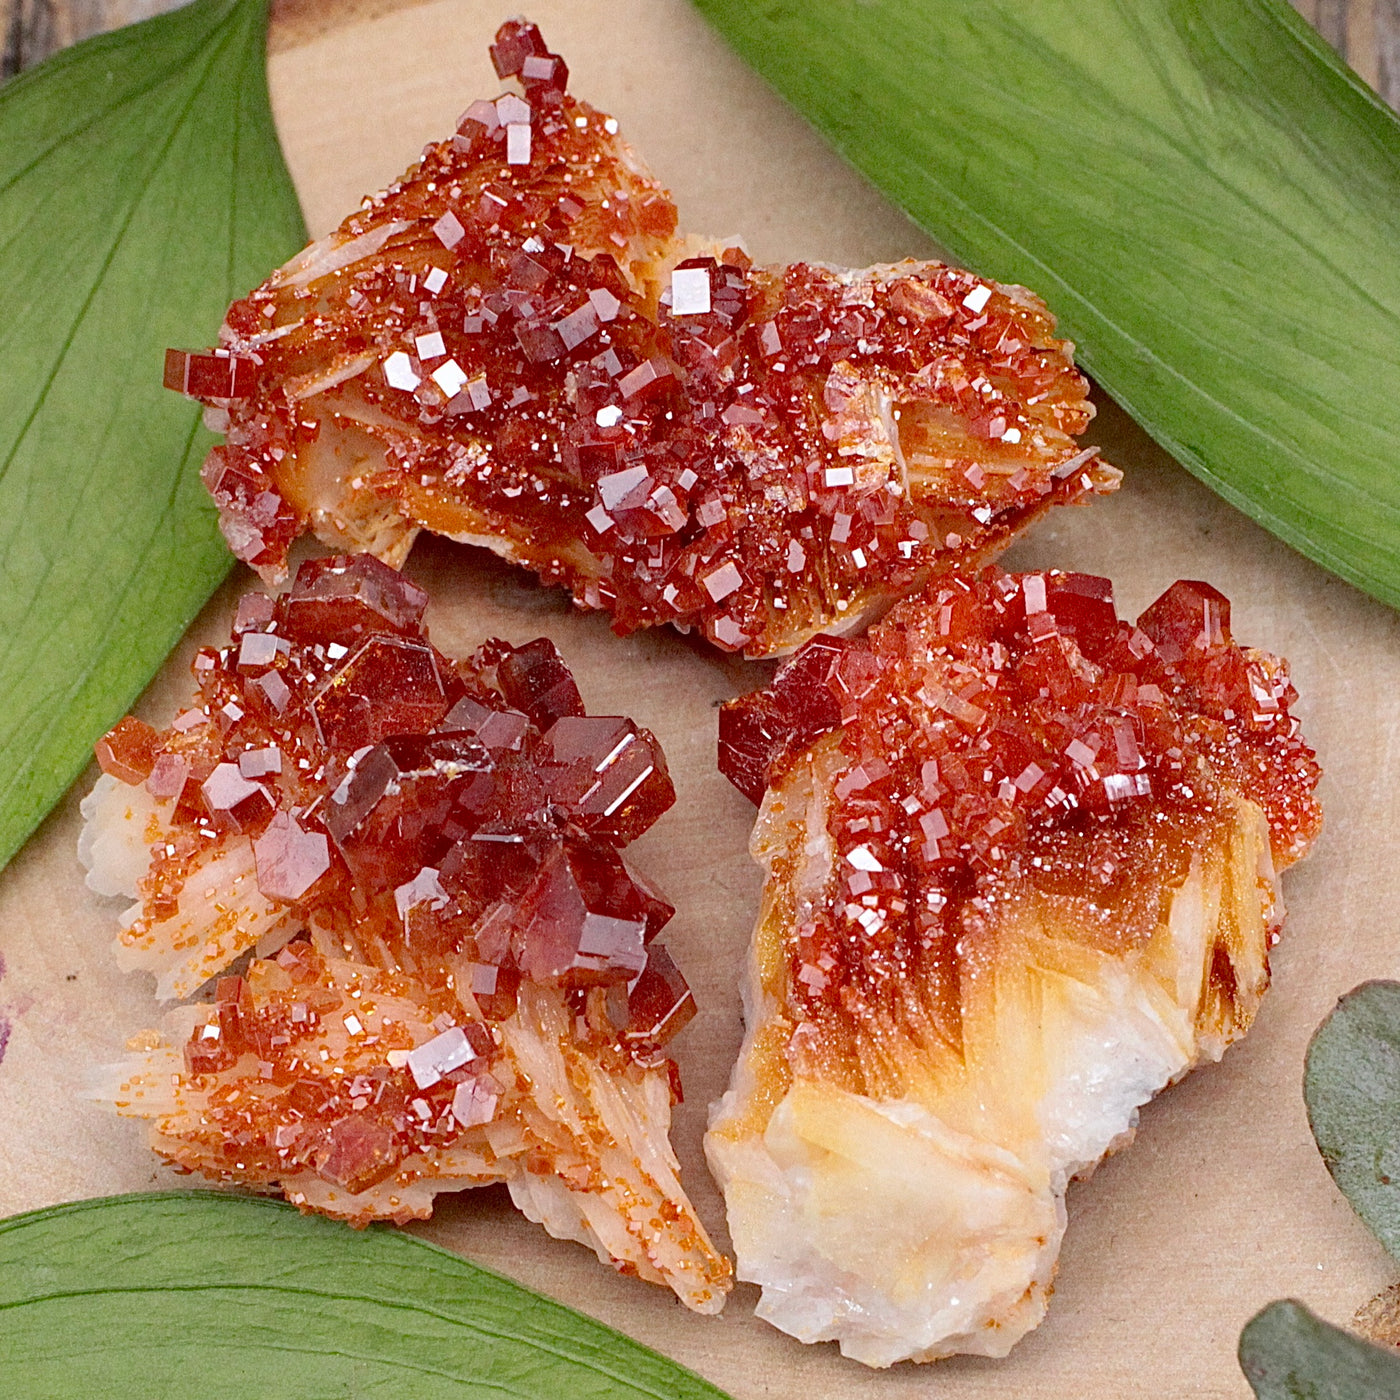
[0,0,305,872]
[1304,980,1400,1261]
[693,0,1400,612]
[1239,1299,1400,1398]
[0,1192,733,1398]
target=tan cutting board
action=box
[1,3,1397,1395]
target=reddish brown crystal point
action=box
[280,553,429,644]
[1138,578,1232,663]
[718,634,846,803]
[95,715,159,785]
[318,1116,402,1194]
[253,811,331,902]
[200,446,300,574]
[542,716,675,844]
[164,348,257,400]
[310,636,450,751]
[515,843,650,985]
[145,752,193,803]
[201,761,274,834]
[626,944,697,1047]
[489,18,548,79]
[496,638,585,729]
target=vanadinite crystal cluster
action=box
[83,553,730,1311]
[82,14,1325,1360]
[719,570,1321,944]
[168,19,1117,658]
[705,571,1321,1363]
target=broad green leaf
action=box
[0,1191,732,1398]
[1304,980,1400,1261]
[692,0,1400,610]
[0,0,305,872]
[1239,1300,1400,1398]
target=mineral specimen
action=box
[706,570,1320,1362]
[169,20,1117,658]
[83,553,729,1312]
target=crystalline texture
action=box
[164,348,258,400]
[280,552,429,643]
[89,551,719,1307]
[321,733,493,886]
[625,945,696,1046]
[716,564,1325,1038]
[708,567,1323,1363]
[718,634,846,803]
[513,843,650,985]
[495,637,585,727]
[176,23,1117,658]
[252,811,331,902]
[310,636,450,751]
[200,762,274,834]
[541,716,675,844]
[95,716,159,785]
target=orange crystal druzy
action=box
[97,553,699,1201]
[720,571,1322,1029]
[169,20,1116,658]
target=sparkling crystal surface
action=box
[98,549,691,1064]
[281,553,428,643]
[95,715,159,785]
[310,635,450,751]
[177,23,1118,658]
[514,842,650,985]
[96,550,708,1269]
[720,568,1323,1021]
[625,944,696,1047]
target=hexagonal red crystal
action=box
[513,843,650,985]
[311,636,450,751]
[541,716,675,844]
[279,553,429,645]
[253,811,331,902]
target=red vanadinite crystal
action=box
[280,553,429,642]
[95,553,697,1130]
[720,569,1323,1018]
[95,715,160,785]
[170,21,1118,659]
[163,348,259,401]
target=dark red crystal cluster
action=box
[97,554,697,1198]
[167,20,1115,658]
[720,571,1321,1020]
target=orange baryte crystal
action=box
[90,553,728,1311]
[171,20,1117,658]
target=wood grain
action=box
[4,0,1400,99]
[0,0,435,78]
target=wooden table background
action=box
[2,0,1397,101]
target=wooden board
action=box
[2,3,1399,1397]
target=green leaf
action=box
[692,0,1400,609]
[0,1191,732,1398]
[0,0,305,872]
[1239,1300,1400,1398]
[1304,980,1400,1261]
